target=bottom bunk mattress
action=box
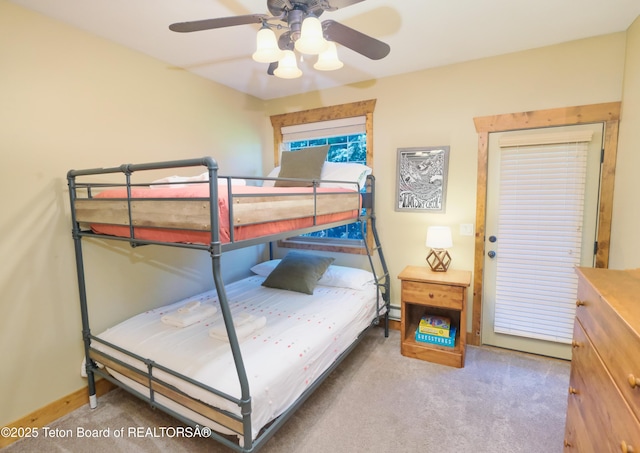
[91,271,382,441]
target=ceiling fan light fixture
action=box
[294,15,329,55]
[314,41,343,71]
[274,50,302,79]
[252,26,283,63]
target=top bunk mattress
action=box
[74,184,361,245]
[91,272,382,440]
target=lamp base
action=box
[426,248,451,272]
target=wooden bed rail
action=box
[89,349,244,435]
[72,191,360,229]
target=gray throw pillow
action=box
[261,251,335,294]
[275,145,329,187]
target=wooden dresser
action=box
[564,267,640,452]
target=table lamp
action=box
[426,226,453,272]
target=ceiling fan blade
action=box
[323,0,367,11]
[322,20,390,60]
[169,14,266,33]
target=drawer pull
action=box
[571,341,580,348]
[428,292,434,298]
[564,439,572,448]
[568,386,579,395]
[628,374,640,389]
[575,300,585,307]
[621,440,635,453]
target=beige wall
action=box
[264,32,628,321]
[0,2,267,426]
[611,16,640,269]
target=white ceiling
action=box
[11,0,640,100]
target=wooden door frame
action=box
[469,102,621,346]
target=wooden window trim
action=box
[469,102,621,346]
[270,100,376,254]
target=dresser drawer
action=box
[401,280,464,310]
[565,320,640,451]
[564,394,593,452]
[576,280,640,422]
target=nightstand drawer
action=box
[401,280,464,310]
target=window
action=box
[270,100,376,254]
[286,132,367,242]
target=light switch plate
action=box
[460,224,474,236]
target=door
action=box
[481,123,604,359]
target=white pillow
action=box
[251,259,374,290]
[319,162,372,190]
[261,167,281,187]
[150,172,246,189]
[320,264,375,289]
[261,162,372,190]
[217,177,247,186]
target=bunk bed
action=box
[67,156,390,452]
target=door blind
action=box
[493,137,590,344]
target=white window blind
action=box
[493,132,591,344]
[281,116,366,142]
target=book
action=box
[415,326,456,348]
[419,314,451,337]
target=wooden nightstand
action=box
[397,266,471,368]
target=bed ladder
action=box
[362,175,391,336]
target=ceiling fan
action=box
[169,0,390,78]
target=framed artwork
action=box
[395,146,450,212]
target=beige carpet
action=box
[3,329,571,453]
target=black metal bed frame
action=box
[67,157,390,452]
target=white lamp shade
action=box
[314,41,344,71]
[252,27,283,63]
[274,50,302,79]
[295,15,329,55]
[426,226,453,249]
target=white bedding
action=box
[93,274,382,440]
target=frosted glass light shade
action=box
[295,15,329,55]
[274,50,302,79]
[314,41,343,71]
[252,27,283,63]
